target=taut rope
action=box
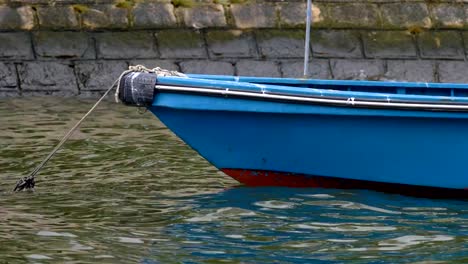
[14,65,185,192]
[13,79,119,192]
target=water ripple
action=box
[0,98,466,263]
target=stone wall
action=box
[1,0,468,97]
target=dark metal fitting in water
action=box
[13,176,35,192]
[118,72,157,107]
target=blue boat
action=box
[114,0,466,198]
[117,70,468,198]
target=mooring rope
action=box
[14,65,186,192]
[13,79,119,192]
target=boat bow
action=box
[116,68,468,198]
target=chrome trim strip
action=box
[155,85,468,112]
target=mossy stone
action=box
[418,31,464,59]
[380,3,431,29]
[157,30,202,49]
[363,31,417,58]
[157,30,206,59]
[256,30,305,41]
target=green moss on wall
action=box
[206,30,248,43]
[230,0,251,4]
[115,0,134,9]
[407,26,425,36]
[157,30,202,49]
[256,30,305,41]
[72,4,89,14]
[171,0,195,8]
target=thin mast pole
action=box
[303,0,312,78]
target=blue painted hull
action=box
[139,74,468,194]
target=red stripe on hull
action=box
[221,169,468,199]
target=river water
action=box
[0,98,466,263]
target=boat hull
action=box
[221,169,467,199]
[150,92,468,196]
[106,71,468,197]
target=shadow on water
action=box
[0,98,467,263]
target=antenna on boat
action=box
[303,0,312,78]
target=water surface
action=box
[0,98,466,263]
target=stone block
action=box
[236,60,281,77]
[256,30,305,58]
[0,33,34,60]
[129,60,178,71]
[330,59,385,80]
[21,90,78,97]
[312,30,361,58]
[157,30,206,59]
[7,0,53,3]
[363,31,417,59]
[231,3,277,29]
[0,91,19,97]
[206,30,256,58]
[180,4,226,28]
[380,3,432,29]
[279,2,306,28]
[95,32,157,59]
[418,31,464,59]
[36,6,79,29]
[462,32,468,57]
[133,3,176,28]
[9,0,112,3]
[431,3,464,29]
[18,62,78,93]
[281,59,331,79]
[256,30,304,58]
[33,32,95,59]
[82,4,128,30]
[9,0,85,3]
[0,63,17,89]
[279,2,327,28]
[385,60,435,82]
[75,61,128,91]
[466,6,468,28]
[0,6,34,30]
[326,3,379,28]
[180,60,234,75]
[438,61,468,83]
